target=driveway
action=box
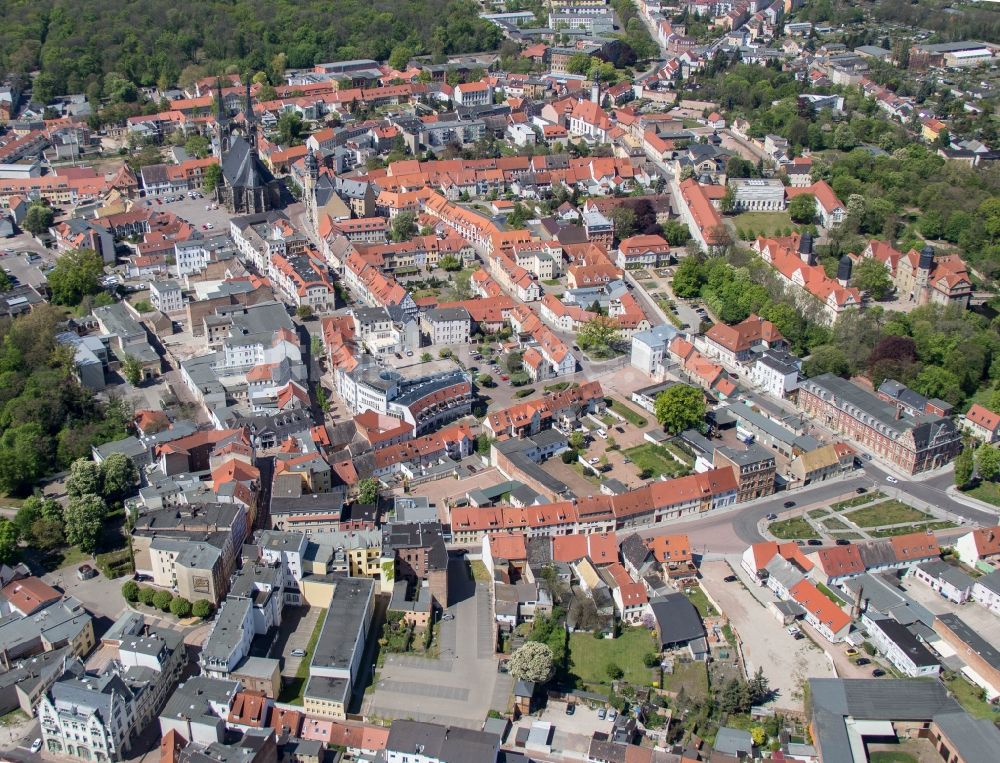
[700,560,836,712]
[897,575,1000,650]
[366,557,511,727]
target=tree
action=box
[22,203,55,236]
[662,220,691,246]
[203,163,222,193]
[788,193,816,224]
[561,450,577,464]
[802,345,851,378]
[192,600,216,619]
[277,112,305,145]
[358,477,381,504]
[420,352,433,362]
[122,580,140,603]
[476,373,495,388]
[64,493,107,553]
[508,641,555,684]
[170,596,193,617]
[0,519,18,564]
[751,726,767,747]
[568,432,586,451]
[30,517,64,550]
[720,185,736,214]
[976,444,1000,481]
[153,590,173,612]
[133,299,153,313]
[12,500,41,539]
[912,366,963,406]
[654,385,705,435]
[389,44,414,71]
[720,678,751,714]
[506,350,523,374]
[139,587,157,606]
[66,458,103,498]
[47,248,105,306]
[577,316,622,358]
[671,256,704,298]
[609,206,637,241]
[184,135,211,158]
[121,355,144,386]
[606,662,624,680]
[101,453,139,501]
[747,667,771,705]
[954,445,974,487]
[296,304,314,320]
[439,254,462,271]
[391,212,417,242]
[853,258,893,300]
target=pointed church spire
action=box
[244,77,257,150]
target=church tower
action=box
[244,80,257,150]
[304,149,319,227]
[213,78,229,158]
[916,243,934,305]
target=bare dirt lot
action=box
[700,560,836,712]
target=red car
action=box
[500,374,509,381]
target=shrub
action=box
[152,590,173,612]
[192,600,216,619]
[170,597,192,618]
[639,468,654,480]
[561,449,578,464]
[122,580,140,603]
[138,587,157,606]
[606,662,624,680]
[514,387,536,398]
[643,652,660,668]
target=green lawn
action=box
[943,672,998,720]
[684,586,717,617]
[829,531,863,540]
[623,443,688,479]
[607,398,648,427]
[822,517,848,531]
[870,521,956,537]
[568,627,657,690]
[732,211,794,238]
[279,609,327,705]
[869,753,918,763]
[661,660,709,700]
[816,582,848,605]
[769,516,817,540]
[663,441,695,467]
[807,508,829,519]
[964,481,1000,507]
[845,500,930,527]
[832,491,884,511]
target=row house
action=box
[268,251,337,312]
[448,466,738,543]
[327,216,388,244]
[490,250,542,302]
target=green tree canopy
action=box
[64,493,107,553]
[788,193,816,223]
[391,212,417,242]
[47,249,105,307]
[22,203,55,236]
[853,257,893,300]
[654,384,706,435]
[358,477,381,504]
[508,641,555,684]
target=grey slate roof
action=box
[648,593,704,647]
[385,719,500,762]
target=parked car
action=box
[846,648,859,656]
[871,669,886,677]
[290,649,306,657]
[441,613,455,621]
[855,487,867,494]
[77,564,98,580]
[836,539,851,545]
[589,457,600,465]
[783,501,795,508]
[886,476,899,484]
[500,374,509,381]
[723,575,738,583]
[134,573,153,582]
[565,703,576,715]
[608,709,617,721]
[855,657,870,666]
[597,708,607,720]
[31,739,42,754]
[807,539,823,546]
[766,512,777,521]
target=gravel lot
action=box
[700,560,836,712]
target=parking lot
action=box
[268,605,323,678]
[365,557,511,728]
[137,193,233,233]
[509,700,616,758]
[700,560,836,712]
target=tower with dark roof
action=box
[837,254,852,287]
[798,232,815,266]
[244,80,257,150]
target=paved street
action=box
[366,557,511,727]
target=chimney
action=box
[895,405,902,420]
[850,584,864,619]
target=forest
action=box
[0,304,130,496]
[0,0,502,100]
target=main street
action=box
[639,463,997,556]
